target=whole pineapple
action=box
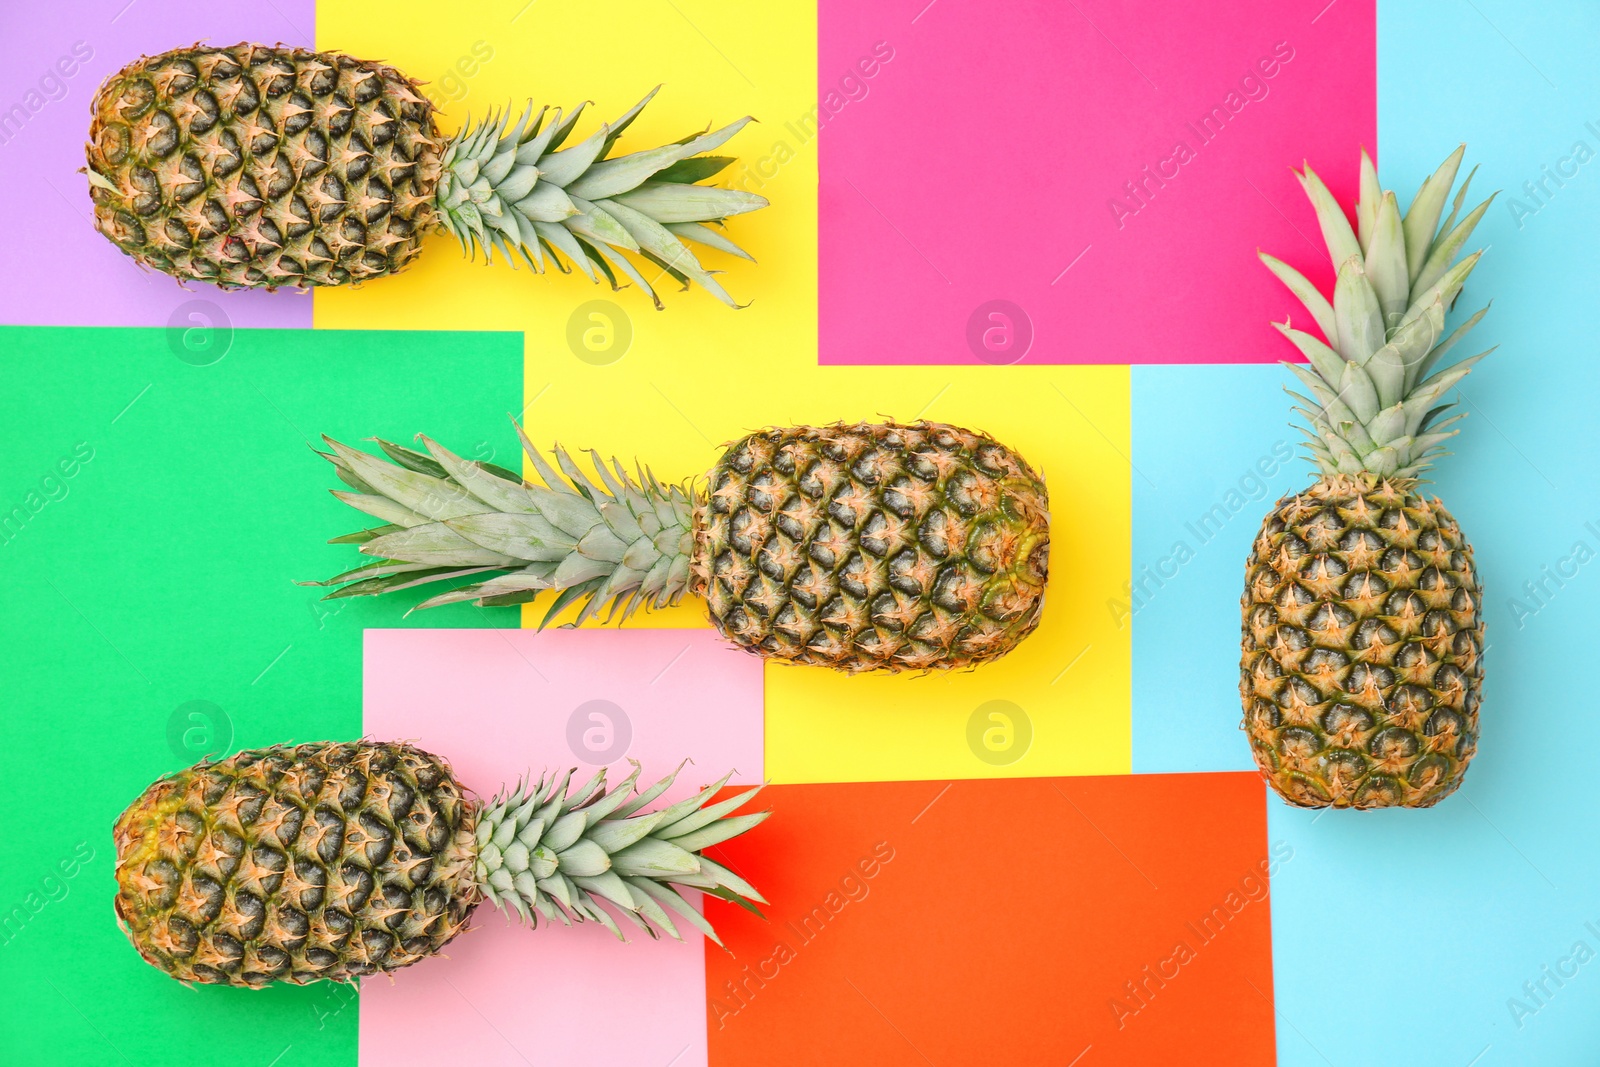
[114,741,767,986]
[1243,146,1495,809]
[309,420,1051,673]
[86,43,767,306]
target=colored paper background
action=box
[361,628,764,1067]
[1131,3,1600,1064]
[0,0,314,329]
[3,1,1599,1065]
[0,326,521,1066]
[1276,3,1600,1065]
[704,773,1277,1066]
[312,0,1135,787]
[817,0,1375,365]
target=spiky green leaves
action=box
[305,420,699,626]
[434,88,769,308]
[473,761,768,943]
[1263,147,1497,478]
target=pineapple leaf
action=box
[609,182,769,224]
[319,566,505,599]
[419,434,542,515]
[538,122,612,188]
[656,785,765,841]
[331,490,430,529]
[1260,251,1336,342]
[513,181,579,223]
[363,522,521,567]
[698,856,768,905]
[532,219,598,281]
[1401,144,1466,278]
[1296,163,1363,269]
[1363,191,1408,324]
[565,197,640,251]
[1399,251,1482,332]
[445,512,573,561]
[1336,360,1380,422]
[321,437,482,522]
[376,438,449,479]
[1332,260,1385,365]
[537,577,606,629]
[631,878,719,942]
[588,240,664,309]
[1414,302,1490,384]
[1436,164,1480,245]
[611,760,688,819]
[652,155,738,184]
[566,117,754,201]
[599,86,662,154]
[639,248,693,290]
[605,198,738,306]
[302,559,448,586]
[668,222,755,262]
[660,811,770,854]
[1356,147,1381,250]
[705,884,767,920]
[1273,322,1345,386]
[545,102,590,153]
[327,523,402,546]
[1410,193,1498,304]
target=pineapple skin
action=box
[87,43,442,289]
[1241,476,1483,808]
[695,421,1051,672]
[113,742,479,987]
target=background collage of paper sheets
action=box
[2,1,1597,1064]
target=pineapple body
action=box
[87,44,441,289]
[1242,476,1483,808]
[697,422,1050,671]
[113,741,477,987]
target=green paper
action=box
[0,324,521,1066]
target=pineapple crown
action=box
[1262,146,1497,480]
[304,420,698,627]
[474,759,768,945]
[437,89,769,308]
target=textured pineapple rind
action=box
[694,420,1051,673]
[113,741,479,987]
[1240,476,1483,809]
[86,43,442,290]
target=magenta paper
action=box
[816,0,1374,364]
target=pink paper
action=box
[360,628,765,1067]
[816,0,1375,364]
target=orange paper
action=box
[705,773,1278,1066]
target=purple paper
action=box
[0,0,314,328]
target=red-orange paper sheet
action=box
[706,773,1280,1066]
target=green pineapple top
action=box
[306,423,697,627]
[437,90,769,308]
[475,760,768,945]
[1262,146,1497,480]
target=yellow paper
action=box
[317,0,1131,783]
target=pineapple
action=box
[1244,146,1495,809]
[309,420,1051,673]
[113,740,767,987]
[85,43,767,307]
